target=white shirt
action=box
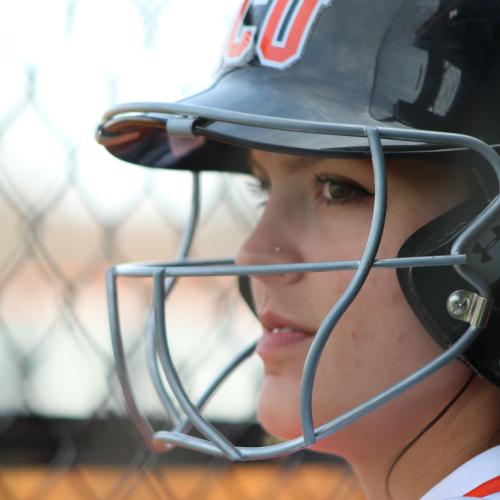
[421,446,500,500]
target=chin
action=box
[256,374,359,459]
[257,375,303,441]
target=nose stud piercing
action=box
[274,246,282,253]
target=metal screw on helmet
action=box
[447,291,471,317]
[447,290,493,328]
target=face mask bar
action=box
[145,172,200,428]
[104,103,500,461]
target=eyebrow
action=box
[248,152,320,173]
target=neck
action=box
[350,376,500,500]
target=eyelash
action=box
[246,179,270,207]
[247,175,371,206]
[314,174,371,206]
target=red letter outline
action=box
[224,0,258,65]
[257,0,332,69]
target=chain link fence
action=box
[0,1,362,498]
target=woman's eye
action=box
[247,178,270,205]
[322,181,353,200]
[316,175,370,204]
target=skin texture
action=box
[235,150,500,500]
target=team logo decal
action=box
[472,225,500,263]
[225,0,333,70]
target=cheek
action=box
[311,272,417,406]
[255,271,404,438]
[257,268,453,445]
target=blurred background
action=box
[0,0,362,498]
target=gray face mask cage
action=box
[104,103,499,461]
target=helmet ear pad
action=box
[397,198,500,387]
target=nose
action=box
[235,204,304,286]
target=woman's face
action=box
[236,150,472,459]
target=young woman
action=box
[97,0,500,498]
[236,149,500,499]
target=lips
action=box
[256,311,316,356]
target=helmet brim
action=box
[97,68,493,173]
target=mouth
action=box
[256,311,316,357]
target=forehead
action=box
[249,149,320,170]
[249,149,375,174]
